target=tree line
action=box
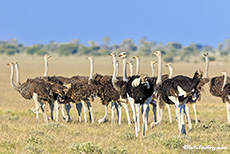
[1,37,230,62]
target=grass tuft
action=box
[25,136,44,153]
[104,146,127,154]
[162,137,184,149]
[41,122,65,130]
[68,142,102,154]
[8,116,19,121]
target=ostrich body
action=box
[120,52,153,137]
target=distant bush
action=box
[163,55,174,62]
[26,44,43,55]
[0,45,20,55]
[58,43,78,56]
[36,49,48,56]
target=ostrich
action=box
[119,52,153,137]
[57,56,97,123]
[153,51,203,135]
[186,52,210,125]
[109,52,131,125]
[148,58,169,125]
[133,56,140,75]
[7,62,69,123]
[220,70,230,124]
[164,63,173,123]
[127,61,134,77]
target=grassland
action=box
[0,55,230,154]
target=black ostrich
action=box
[120,51,153,137]
[153,51,203,135]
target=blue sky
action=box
[0,0,230,47]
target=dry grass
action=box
[0,54,230,154]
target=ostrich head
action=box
[132,56,139,60]
[165,63,172,68]
[193,69,203,79]
[222,70,227,76]
[86,56,94,61]
[44,54,51,59]
[127,61,133,65]
[118,51,127,59]
[7,62,14,66]
[14,61,19,65]
[109,52,116,57]
[152,50,161,57]
[204,52,208,57]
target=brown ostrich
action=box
[8,62,68,123]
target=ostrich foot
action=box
[151,121,160,128]
[98,118,107,124]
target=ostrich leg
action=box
[192,103,198,125]
[226,102,230,124]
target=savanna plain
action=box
[0,55,230,154]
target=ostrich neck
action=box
[44,57,48,77]
[112,56,118,81]
[222,73,227,91]
[156,55,162,86]
[204,56,209,79]
[116,61,119,77]
[10,65,19,91]
[122,57,128,81]
[168,66,173,79]
[151,63,155,77]
[89,59,94,80]
[129,64,133,76]
[15,64,21,85]
[135,58,140,75]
